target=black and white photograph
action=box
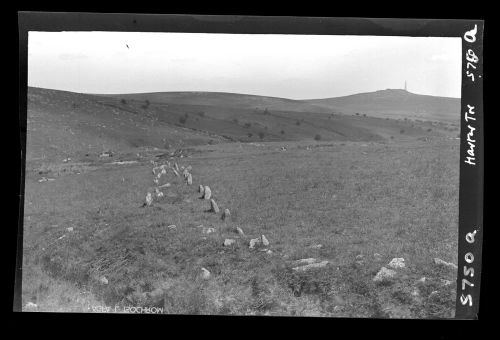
[16,14,484,318]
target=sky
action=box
[28,31,462,99]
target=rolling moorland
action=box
[20,87,461,317]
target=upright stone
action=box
[261,235,270,246]
[204,186,212,200]
[187,173,193,185]
[145,192,153,206]
[210,199,220,213]
[222,208,231,220]
[199,185,205,194]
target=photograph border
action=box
[16,12,484,319]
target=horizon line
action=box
[26,85,462,100]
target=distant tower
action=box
[404,81,407,91]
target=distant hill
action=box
[97,91,332,114]
[25,87,459,164]
[305,89,460,122]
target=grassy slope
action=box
[23,139,459,317]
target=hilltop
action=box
[305,89,460,122]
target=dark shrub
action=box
[400,129,405,134]
[280,130,285,135]
[314,134,321,141]
[296,121,301,126]
[121,99,127,105]
[258,132,265,139]
[179,116,187,124]
[244,123,252,128]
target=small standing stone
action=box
[210,199,220,213]
[261,235,269,246]
[222,209,231,220]
[235,227,244,235]
[145,192,153,206]
[187,173,193,185]
[201,268,210,280]
[199,185,204,194]
[204,186,212,200]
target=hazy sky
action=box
[28,31,462,99]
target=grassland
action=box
[20,87,460,317]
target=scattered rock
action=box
[222,209,231,220]
[186,165,192,171]
[66,227,74,232]
[417,277,426,283]
[441,279,452,286]
[294,258,317,265]
[172,169,180,177]
[223,239,236,247]
[202,227,215,234]
[167,225,176,229]
[25,302,38,310]
[374,253,382,260]
[159,183,171,188]
[153,178,159,184]
[201,268,211,280]
[388,258,406,269]
[373,267,397,282]
[174,163,179,172]
[292,261,329,272]
[145,192,153,206]
[355,254,364,260]
[310,244,323,249]
[204,186,212,200]
[210,199,220,213]
[199,185,205,194]
[261,235,269,246]
[183,169,190,179]
[155,188,164,198]
[433,258,458,270]
[249,238,261,249]
[266,250,273,254]
[187,173,193,185]
[235,227,244,235]
[99,276,109,285]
